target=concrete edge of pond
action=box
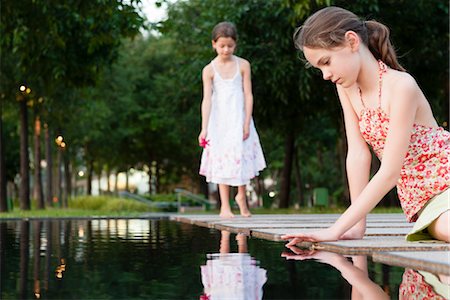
[373,251,450,275]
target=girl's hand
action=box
[243,125,250,140]
[282,246,343,264]
[281,228,340,247]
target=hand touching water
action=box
[281,228,340,247]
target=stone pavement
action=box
[170,213,450,275]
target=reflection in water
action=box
[282,245,450,300]
[3,219,446,299]
[200,231,267,299]
[400,269,450,299]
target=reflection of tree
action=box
[33,221,42,299]
[0,223,6,296]
[19,221,29,299]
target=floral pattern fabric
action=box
[399,269,446,300]
[359,107,450,222]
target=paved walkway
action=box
[170,213,450,275]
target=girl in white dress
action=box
[199,22,266,218]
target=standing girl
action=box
[282,7,449,243]
[199,22,266,218]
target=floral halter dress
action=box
[358,61,450,222]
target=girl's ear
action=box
[344,31,360,52]
[211,40,216,49]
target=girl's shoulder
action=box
[235,55,251,67]
[386,69,417,86]
[202,62,215,77]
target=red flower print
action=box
[418,154,429,163]
[437,167,448,176]
[440,157,448,164]
[415,164,426,172]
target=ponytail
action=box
[294,7,405,72]
[365,21,405,71]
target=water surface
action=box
[0,219,440,299]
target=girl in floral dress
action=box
[199,22,266,218]
[282,7,449,244]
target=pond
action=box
[0,218,445,299]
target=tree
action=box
[0,0,145,209]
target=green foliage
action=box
[69,196,150,212]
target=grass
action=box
[0,195,403,219]
[0,195,153,219]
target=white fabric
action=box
[200,253,267,300]
[199,56,266,186]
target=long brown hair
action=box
[294,6,405,71]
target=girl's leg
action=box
[235,185,251,217]
[428,210,450,243]
[236,233,248,253]
[219,230,231,254]
[218,184,234,218]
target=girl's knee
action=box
[428,211,450,243]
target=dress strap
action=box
[210,60,218,73]
[358,60,388,109]
[377,60,388,108]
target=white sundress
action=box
[199,56,266,186]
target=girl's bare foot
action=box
[219,210,235,218]
[235,195,251,217]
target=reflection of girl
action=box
[200,231,267,299]
[282,246,389,300]
[399,269,449,300]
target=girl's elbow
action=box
[346,148,371,166]
[377,167,401,186]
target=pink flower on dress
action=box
[437,166,448,176]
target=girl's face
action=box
[303,41,360,88]
[212,37,236,58]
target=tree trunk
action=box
[115,170,119,194]
[106,166,111,193]
[125,168,129,192]
[147,162,153,194]
[293,148,304,207]
[56,149,62,207]
[87,159,93,195]
[44,124,53,207]
[19,99,30,210]
[278,130,295,208]
[155,161,160,194]
[34,115,44,209]
[64,151,71,198]
[0,103,7,212]
[62,150,69,208]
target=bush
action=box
[69,196,150,212]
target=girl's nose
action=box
[322,70,332,81]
